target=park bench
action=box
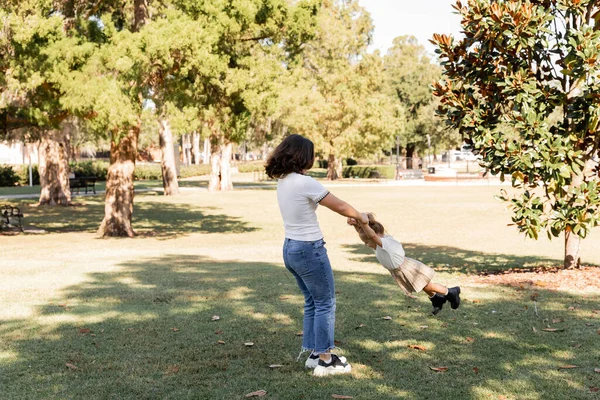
[69,176,97,194]
[1,204,24,232]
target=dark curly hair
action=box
[265,134,315,179]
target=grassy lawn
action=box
[1,184,599,399]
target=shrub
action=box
[14,164,40,186]
[0,164,20,187]
[237,161,264,173]
[70,160,109,180]
[345,158,358,166]
[179,164,211,178]
[342,165,396,179]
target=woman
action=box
[265,134,367,377]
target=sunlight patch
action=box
[224,287,253,300]
[39,311,158,327]
[348,363,384,380]
[0,350,18,363]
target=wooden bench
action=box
[69,176,97,194]
[1,204,24,232]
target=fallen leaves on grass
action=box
[429,366,448,372]
[295,331,303,336]
[595,368,600,373]
[558,365,578,370]
[215,330,223,335]
[244,342,254,347]
[573,343,582,348]
[211,315,220,321]
[217,340,226,345]
[542,328,563,332]
[245,390,267,397]
[79,328,91,334]
[465,337,475,342]
[552,318,563,324]
[590,387,599,393]
[332,395,353,399]
[408,345,426,351]
[269,364,283,369]
[532,327,537,333]
[65,363,77,370]
[593,310,600,314]
[473,367,479,374]
[165,365,179,375]
[419,325,428,329]
[381,316,392,320]
[171,328,179,332]
[355,324,365,329]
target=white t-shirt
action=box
[374,235,406,271]
[277,172,330,241]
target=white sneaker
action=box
[305,353,347,369]
[313,354,352,376]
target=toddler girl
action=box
[348,213,460,314]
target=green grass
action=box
[1,184,600,399]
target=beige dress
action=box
[375,236,435,295]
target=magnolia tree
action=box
[433,0,600,268]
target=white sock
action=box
[320,354,332,364]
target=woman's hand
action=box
[347,217,357,226]
[359,212,369,225]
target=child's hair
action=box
[264,134,315,179]
[357,213,386,243]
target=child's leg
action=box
[422,281,448,297]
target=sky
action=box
[357,0,463,56]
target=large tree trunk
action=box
[326,153,339,180]
[405,144,416,169]
[219,141,233,191]
[208,136,221,192]
[564,229,581,269]
[181,135,189,165]
[98,127,138,237]
[158,118,180,196]
[192,131,201,165]
[38,128,71,206]
[203,137,210,164]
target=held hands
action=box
[347,213,369,226]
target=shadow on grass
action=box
[2,254,599,399]
[341,243,600,274]
[13,198,258,238]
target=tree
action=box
[0,2,76,205]
[281,0,398,179]
[432,0,600,268]
[383,36,446,169]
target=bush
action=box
[346,158,358,166]
[134,163,212,180]
[70,160,109,180]
[14,164,40,186]
[180,164,211,178]
[0,164,20,187]
[237,161,264,173]
[342,165,396,179]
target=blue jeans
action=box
[283,238,336,354]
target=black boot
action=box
[430,293,447,315]
[446,286,461,309]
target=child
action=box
[348,213,460,315]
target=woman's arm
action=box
[319,193,367,223]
